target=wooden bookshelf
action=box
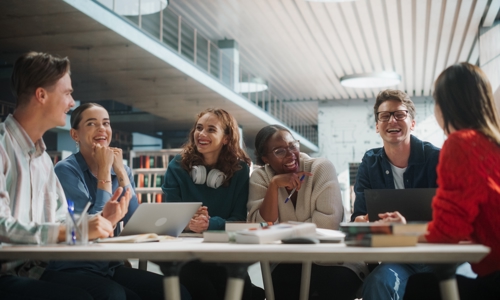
[130,149,182,203]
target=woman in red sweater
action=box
[382,62,500,300]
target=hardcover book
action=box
[339,222,427,236]
[344,233,418,247]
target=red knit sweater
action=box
[426,129,500,277]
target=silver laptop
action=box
[119,202,201,237]
[365,188,436,222]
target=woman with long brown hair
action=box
[162,108,263,300]
[383,63,500,300]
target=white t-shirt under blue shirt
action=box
[390,163,406,189]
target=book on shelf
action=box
[136,193,165,204]
[132,157,140,169]
[155,194,163,203]
[235,222,317,244]
[344,233,418,247]
[132,155,170,169]
[153,174,164,187]
[96,233,177,243]
[339,222,427,236]
[135,173,145,187]
[143,174,150,188]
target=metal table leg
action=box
[161,262,184,300]
[224,263,250,300]
[299,261,312,300]
[433,263,461,300]
[260,261,275,300]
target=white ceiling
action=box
[1,0,499,151]
[169,0,499,103]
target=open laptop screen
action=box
[119,202,201,237]
[365,188,436,222]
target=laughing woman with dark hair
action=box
[248,124,368,300]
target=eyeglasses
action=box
[376,110,409,122]
[270,140,300,159]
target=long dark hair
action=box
[254,125,292,166]
[180,108,251,185]
[433,62,500,145]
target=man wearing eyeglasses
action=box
[351,89,440,300]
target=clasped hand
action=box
[188,206,210,233]
[377,211,407,224]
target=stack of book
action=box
[339,222,427,247]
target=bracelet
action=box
[98,179,112,184]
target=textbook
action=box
[225,222,273,231]
[203,222,274,242]
[203,231,232,243]
[344,233,418,247]
[339,222,427,236]
[235,222,317,244]
[96,233,177,243]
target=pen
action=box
[77,201,91,227]
[66,199,82,243]
[285,174,306,203]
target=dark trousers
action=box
[0,266,192,300]
[404,271,500,300]
[173,261,259,300]
[272,263,362,300]
[0,274,93,300]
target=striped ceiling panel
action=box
[169,0,497,104]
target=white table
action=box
[0,239,489,300]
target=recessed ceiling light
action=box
[97,0,168,16]
[340,72,402,88]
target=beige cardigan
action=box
[247,153,343,228]
[247,153,369,280]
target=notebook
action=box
[365,188,436,222]
[119,202,201,237]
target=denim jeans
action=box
[361,263,434,300]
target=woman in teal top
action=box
[162,155,249,230]
[161,108,263,300]
[162,108,251,231]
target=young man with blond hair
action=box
[0,52,130,299]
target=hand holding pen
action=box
[284,172,312,203]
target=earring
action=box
[75,141,79,151]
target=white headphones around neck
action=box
[190,165,227,189]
